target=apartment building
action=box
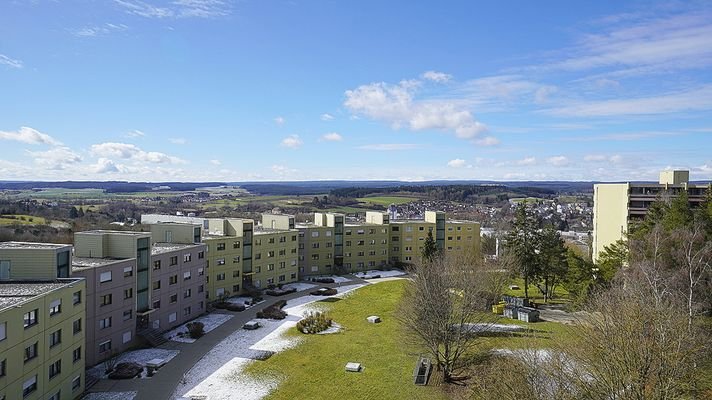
[0,277,86,400]
[201,218,253,300]
[251,215,299,290]
[592,170,710,261]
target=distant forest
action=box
[330,185,558,202]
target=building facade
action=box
[592,170,710,261]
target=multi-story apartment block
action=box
[201,218,253,300]
[252,215,299,290]
[592,170,710,261]
[0,275,86,400]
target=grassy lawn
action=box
[0,214,47,225]
[356,196,418,206]
[245,280,448,400]
[502,278,570,304]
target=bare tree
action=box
[670,223,712,333]
[398,253,497,383]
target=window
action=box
[184,271,191,280]
[216,242,226,251]
[184,289,192,298]
[233,256,240,263]
[198,267,204,276]
[232,270,240,278]
[153,280,161,290]
[233,241,240,249]
[266,278,274,284]
[72,347,81,363]
[153,260,161,270]
[232,284,240,292]
[312,243,320,249]
[99,271,112,283]
[184,253,192,262]
[49,299,61,316]
[22,375,37,397]
[123,266,133,277]
[100,294,112,306]
[326,230,332,237]
[290,272,297,279]
[0,322,4,341]
[405,226,413,232]
[279,261,285,268]
[124,288,133,299]
[254,253,261,260]
[73,290,81,305]
[49,359,61,379]
[216,273,226,281]
[268,237,275,244]
[152,299,161,309]
[357,240,364,246]
[99,317,112,329]
[168,312,177,323]
[267,251,274,258]
[48,391,61,400]
[170,294,178,303]
[391,226,399,232]
[345,241,351,246]
[419,226,424,231]
[216,288,225,297]
[255,266,261,273]
[123,309,133,321]
[24,309,38,328]
[198,251,205,259]
[72,375,81,391]
[24,342,38,362]
[198,285,204,293]
[268,264,274,271]
[99,340,111,353]
[0,358,5,377]
[311,266,319,272]
[73,318,81,334]
[170,275,178,285]
[311,254,319,260]
[279,275,285,282]
[183,306,191,316]
[357,229,364,235]
[216,258,226,265]
[170,256,178,266]
[123,331,132,344]
[311,231,319,237]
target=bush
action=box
[296,311,333,334]
[310,288,338,296]
[108,362,143,379]
[187,321,205,339]
[257,300,288,320]
[226,303,245,312]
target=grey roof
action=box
[72,257,131,270]
[0,279,82,311]
[0,241,71,250]
[152,242,203,255]
[76,230,150,236]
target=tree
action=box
[534,225,568,302]
[68,206,79,219]
[595,239,627,283]
[398,253,495,383]
[564,248,597,307]
[505,203,540,299]
[421,230,439,262]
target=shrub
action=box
[257,300,288,320]
[186,321,205,339]
[296,311,333,334]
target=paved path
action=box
[85,277,371,400]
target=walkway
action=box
[85,277,370,400]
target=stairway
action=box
[138,328,168,347]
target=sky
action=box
[1,0,712,182]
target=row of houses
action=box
[0,210,480,399]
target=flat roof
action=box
[151,242,203,255]
[72,257,131,269]
[0,279,83,311]
[0,241,71,250]
[76,230,150,236]
[254,227,296,235]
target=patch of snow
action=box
[308,275,352,283]
[82,392,137,400]
[250,320,301,353]
[354,269,406,278]
[164,313,234,343]
[461,323,527,333]
[281,282,317,292]
[88,349,179,380]
[181,357,278,400]
[317,322,342,335]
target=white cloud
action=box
[321,132,343,142]
[462,75,558,109]
[545,84,712,117]
[26,147,82,170]
[447,158,466,168]
[271,164,297,176]
[320,113,334,121]
[125,130,145,138]
[344,77,488,140]
[274,116,285,125]
[474,136,500,146]
[547,156,570,166]
[169,137,187,145]
[357,143,420,151]
[90,142,185,164]
[280,134,302,149]
[91,158,122,173]
[585,154,623,163]
[210,159,221,165]
[71,23,128,37]
[422,71,452,83]
[0,54,23,69]
[114,0,230,19]
[517,157,537,165]
[0,126,62,146]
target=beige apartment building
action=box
[0,276,86,400]
[592,170,711,261]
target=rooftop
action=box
[254,227,296,235]
[72,257,131,269]
[0,241,71,250]
[0,279,83,311]
[152,242,203,255]
[76,230,151,236]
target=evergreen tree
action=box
[662,189,693,230]
[422,230,439,263]
[68,206,79,219]
[535,225,568,302]
[505,203,540,299]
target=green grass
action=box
[502,278,570,304]
[356,196,419,206]
[244,280,448,400]
[0,214,47,225]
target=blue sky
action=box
[1,0,711,182]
